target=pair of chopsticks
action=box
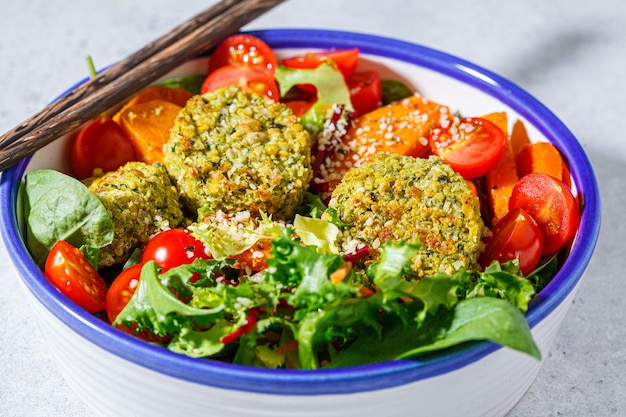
[0,0,285,172]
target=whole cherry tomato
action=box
[509,172,580,255]
[141,228,210,273]
[44,240,107,313]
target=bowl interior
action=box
[0,28,601,395]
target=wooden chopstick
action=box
[0,0,285,172]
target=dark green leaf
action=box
[22,169,113,267]
[381,79,414,104]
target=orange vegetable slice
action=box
[515,142,564,181]
[482,112,519,225]
[112,85,192,123]
[118,99,182,164]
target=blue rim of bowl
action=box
[0,28,601,395]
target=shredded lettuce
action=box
[113,226,541,369]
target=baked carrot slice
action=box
[482,112,519,225]
[481,111,508,137]
[510,119,531,156]
[515,142,564,181]
[118,99,182,164]
[113,85,192,123]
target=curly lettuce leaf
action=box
[293,214,339,254]
[189,211,284,260]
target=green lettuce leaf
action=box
[275,63,353,133]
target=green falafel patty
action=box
[325,153,484,278]
[164,86,312,220]
[88,161,185,267]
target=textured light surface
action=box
[0,1,621,416]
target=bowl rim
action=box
[0,28,601,395]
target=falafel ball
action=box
[88,161,185,267]
[324,153,484,278]
[164,86,312,220]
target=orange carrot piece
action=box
[330,261,352,284]
[510,119,531,156]
[515,142,564,181]
[113,85,193,123]
[118,99,183,164]
[482,112,519,225]
[277,339,299,354]
[465,179,478,197]
[480,111,509,137]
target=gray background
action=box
[1,0,624,416]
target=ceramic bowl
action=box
[0,29,601,417]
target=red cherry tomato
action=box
[479,208,544,275]
[284,99,314,117]
[282,48,360,81]
[200,64,280,101]
[141,229,210,273]
[348,70,383,117]
[208,34,277,75]
[221,307,260,344]
[282,48,360,94]
[509,172,580,256]
[70,117,136,179]
[44,240,107,313]
[106,263,169,342]
[231,239,272,273]
[106,263,144,324]
[429,117,506,179]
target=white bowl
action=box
[0,29,601,417]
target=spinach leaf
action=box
[157,74,206,95]
[381,79,414,104]
[328,296,540,368]
[21,169,114,267]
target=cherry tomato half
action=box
[106,263,170,342]
[282,48,360,82]
[200,64,280,101]
[231,238,273,273]
[348,70,383,117]
[44,240,107,313]
[106,263,143,324]
[429,117,506,179]
[479,207,544,275]
[509,172,580,256]
[70,117,136,179]
[208,34,277,75]
[141,228,210,273]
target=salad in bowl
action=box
[1,29,600,417]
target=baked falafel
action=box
[164,86,312,220]
[324,153,484,278]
